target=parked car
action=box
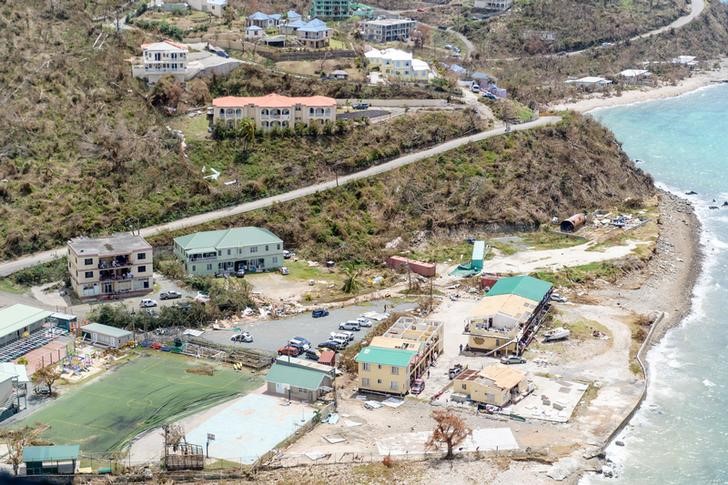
[356,317,373,327]
[277,345,302,357]
[279,266,289,275]
[140,299,158,308]
[339,321,361,331]
[304,349,321,361]
[231,332,253,343]
[482,92,497,100]
[159,290,182,300]
[289,337,312,350]
[500,355,526,365]
[352,102,369,110]
[214,271,231,278]
[234,269,245,278]
[312,308,329,318]
[283,250,294,259]
[331,331,354,342]
[174,301,192,311]
[194,292,210,304]
[448,364,464,379]
[550,293,567,303]
[318,340,343,352]
[410,379,425,395]
[470,83,481,93]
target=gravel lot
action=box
[201,299,415,352]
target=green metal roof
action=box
[174,227,283,252]
[0,304,52,339]
[23,445,80,463]
[355,346,416,367]
[266,362,327,390]
[486,276,552,302]
[81,323,132,338]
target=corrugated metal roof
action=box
[265,362,326,390]
[81,323,132,339]
[0,363,30,383]
[0,304,52,339]
[355,346,416,367]
[486,276,552,302]
[472,294,536,322]
[23,445,80,462]
[174,227,283,252]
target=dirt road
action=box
[0,116,560,277]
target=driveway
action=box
[0,117,561,277]
[201,299,415,353]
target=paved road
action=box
[0,116,560,277]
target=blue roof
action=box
[247,25,263,30]
[300,18,329,32]
[249,11,270,20]
[270,13,282,20]
[288,19,306,28]
[287,10,302,18]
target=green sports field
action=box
[21,351,262,452]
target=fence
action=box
[264,450,430,469]
[336,98,449,108]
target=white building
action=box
[296,18,332,49]
[364,48,434,82]
[132,40,189,83]
[361,18,416,43]
[474,0,512,10]
[246,25,265,40]
[565,76,613,89]
[618,69,652,84]
[187,0,227,17]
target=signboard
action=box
[207,433,215,441]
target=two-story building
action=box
[187,0,227,17]
[296,19,332,48]
[473,0,512,11]
[246,11,282,29]
[310,0,351,19]
[361,18,416,43]
[211,93,336,131]
[364,48,433,81]
[67,233,153,300]
[132,40,188,84]
[355,317,443,395]
[173,226,284,276]
[464,275,552,356]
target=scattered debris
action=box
[323,435,346,444]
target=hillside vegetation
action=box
[149,114,655,262]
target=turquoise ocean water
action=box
[585,84,728,484]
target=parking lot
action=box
[201,299,415,352]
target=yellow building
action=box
[355,317,444,395]
[464,294,537,355]
[453,365,528,407]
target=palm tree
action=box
[341,262,362,294]
[235,118,256,159]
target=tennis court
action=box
[21,351,261,452]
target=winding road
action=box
[0,116,560,277]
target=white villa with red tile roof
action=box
[211,93,337,131]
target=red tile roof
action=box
[213,93,336,108]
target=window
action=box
[272,256,278,264]
[362,377,370,386]
[265,245,269,251]
[250,246,258,253]
[85,271,94,278]
[207,264,212,271]
[277,243,281,250]
[138,253,146,260]
[227,249,231,256]
[84,258,93,266]
[217,250,222,256]
[138,265,147,273]
[192,265,196,272]
[377,379,382,384]
[362,363,370,371]
[461,384,467,390]
[377,364,382,370]
[391,366,399,375]
[390,381,399,390]
[143,281,149,289]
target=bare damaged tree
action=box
[1,427,36,475]
[426,409,472,459]
[32,366,61,395]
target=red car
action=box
[277,345,301,357]
[410,378,425,395]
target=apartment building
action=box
[211,93,336,131]
[173,227,284,276]
[132,40,188,83]
[473,0,512,11]
[296,19,332,48]
[67,233,153,300]
[355,317,443,395]
[361,18,416,43]
[364,48,433,81]
[309,0,351,19]
[187,0,227,16]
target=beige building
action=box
[211,93,337,131]
[355,317,443,395]
[67,233,153,300]
[454,365,528,407]
[265,357,335,403]
[464,294,537,355]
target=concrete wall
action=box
[335,98,448,108]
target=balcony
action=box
[98,256,131,270]
[99,270,135,282]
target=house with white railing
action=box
[132,40,189,83]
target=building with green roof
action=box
[173,226,284,277]
[486,275,552,303]
[265,356,334,402]
[24,445,80,475]
[355,346,417,395]
[0,304,52,347]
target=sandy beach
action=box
[551,59,728,113]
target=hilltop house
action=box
[187,0,226,17]
[245,25,264,40]
[364,48,433,81]
[211,93,336,131]
[310,0,351,19]
[473,0,512,11]
[67,233,153,299]
[361,18,416,43]
[355,317,443,395]
[247,11,282,29]
[296,19,332,48]
[132,40,188,83]
[173,226,284,276]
